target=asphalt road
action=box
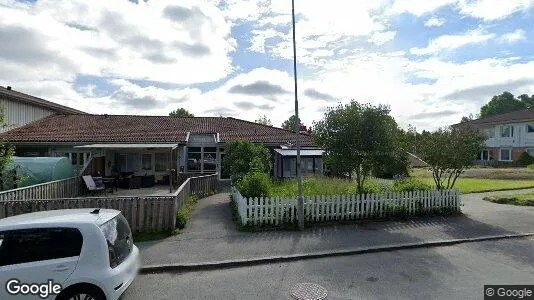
[124,237,534,300]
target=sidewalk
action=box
[138,190,534,268]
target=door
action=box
[0,227,83,299]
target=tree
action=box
[281,115,301,131]
[222,140,271,183]
[169,108,194,117]
[255,115,272,126]
[460,113,476,123]
[479,92,533,118]
[312,101,403,193]
[0,109,14,186]
[418,125,485,190]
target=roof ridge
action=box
[227,116,309,136]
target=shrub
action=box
[175,195,199,230]
[393,178,432,192]
[528,164,534,170]
[517,151,534,167]
[237,171,271,198]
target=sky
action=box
[1,0,534,131]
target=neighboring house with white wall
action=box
[0,86,85,133]
[462,108,534,163]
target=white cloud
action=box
[0,0,236,85]
[458,0,534,21]
[368,31,397,45]
[410,29,495,55]
[424,17,446,27]
[391,0,457,16]
[499,29,526,43]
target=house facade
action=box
[0,114,324,184]
[0,86,85,133]
[462,109,534,163]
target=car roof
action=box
[0,208,120,230]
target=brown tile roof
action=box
[0,86,86,114]
[0,114,316,146]
[461,108,534,126]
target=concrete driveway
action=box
[138,190,534,266]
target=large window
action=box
[203,147,217,172]
[500,148,512,161]
[0,228,83,266]
[501,125,514,138]
[485,128,495,138]
[142,154,152,171]
[187,147,201,172]
[477,150,489,161]
[115,153,140,172]
[527,124,534,133]
[155,153,169,172]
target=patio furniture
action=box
[119,176,142,189]
[102,177,118,192]
[82,175,105,195]
[141,175,155,188]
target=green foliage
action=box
[169,108,194,117]
[516,151,534,167]
[255,115,272,126]
[313,101,405,193]
[222,140,271,183]
[418,125,485,190]
[175,195,199,230]
[281,115,301,131]
[237,171,271,198]
[528,164,534,170]
[484,194,534,206]
[393,178,432,192]
[0,108,14,180]
[480,92,534,118]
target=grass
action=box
[483,193,534,206]
[418,177,534,194]
[411,167,534,180]
[270,177,358,197]
[175,195,199,230]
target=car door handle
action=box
[53,265,70,272]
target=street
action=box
[124,237,534,299]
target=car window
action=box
[100,214,132,268]
[0,228,83,266]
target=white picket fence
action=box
[231,188,460,226]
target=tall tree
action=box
[255,115,272,126]
[479,92,530,118]
[281,115,301,131]
[169,108,194,117]
[460,113,476,123]
[313,101,403,193]
[418,125,485,190]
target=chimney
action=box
[6,86,11,90]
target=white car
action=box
[0,208,140,300]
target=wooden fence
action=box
[0,177,83,201]
[0,173,220,232]
[232,188,460,226]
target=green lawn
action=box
[483,193,534,206]
[419,177,534,194]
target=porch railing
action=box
[0,177,83,201]
[0,173,220,232]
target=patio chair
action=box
[82,175,105,195]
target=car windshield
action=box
[99,214,132,268]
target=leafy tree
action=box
[418,125,485,190]
[312,101,403,193]
[460,113,477,123]
[169,108,194,117]
[479,92,533,118]
[281,115,301,131]
[0,109,14,187]
[222,140,271,183]
[255,115,272,126]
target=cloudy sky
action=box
[1,0,534,130]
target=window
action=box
[155,153,169,172]
[0,228,83,266]
[99,214,132,268]
[501,125,514,138]
[500,149,512,161]
[527,149,534,157]
[115,153,140,172]
[485,128,495,138]
[187,148,201,171]
[527,124,534,133]
[477,150,489,161]
[203,148,217,172]
[142,154,152,171]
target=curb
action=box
[140,232,534,274]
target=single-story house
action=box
[0,114,324,185]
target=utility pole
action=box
[292,0,304,230]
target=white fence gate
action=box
[232,188,460,226]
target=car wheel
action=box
[56,285,106,300]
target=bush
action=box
[528,164,534,170]
[517,151,534,167]
[393,178,432,192]
[237,171,272,198]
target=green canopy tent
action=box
[2,157,75,190]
